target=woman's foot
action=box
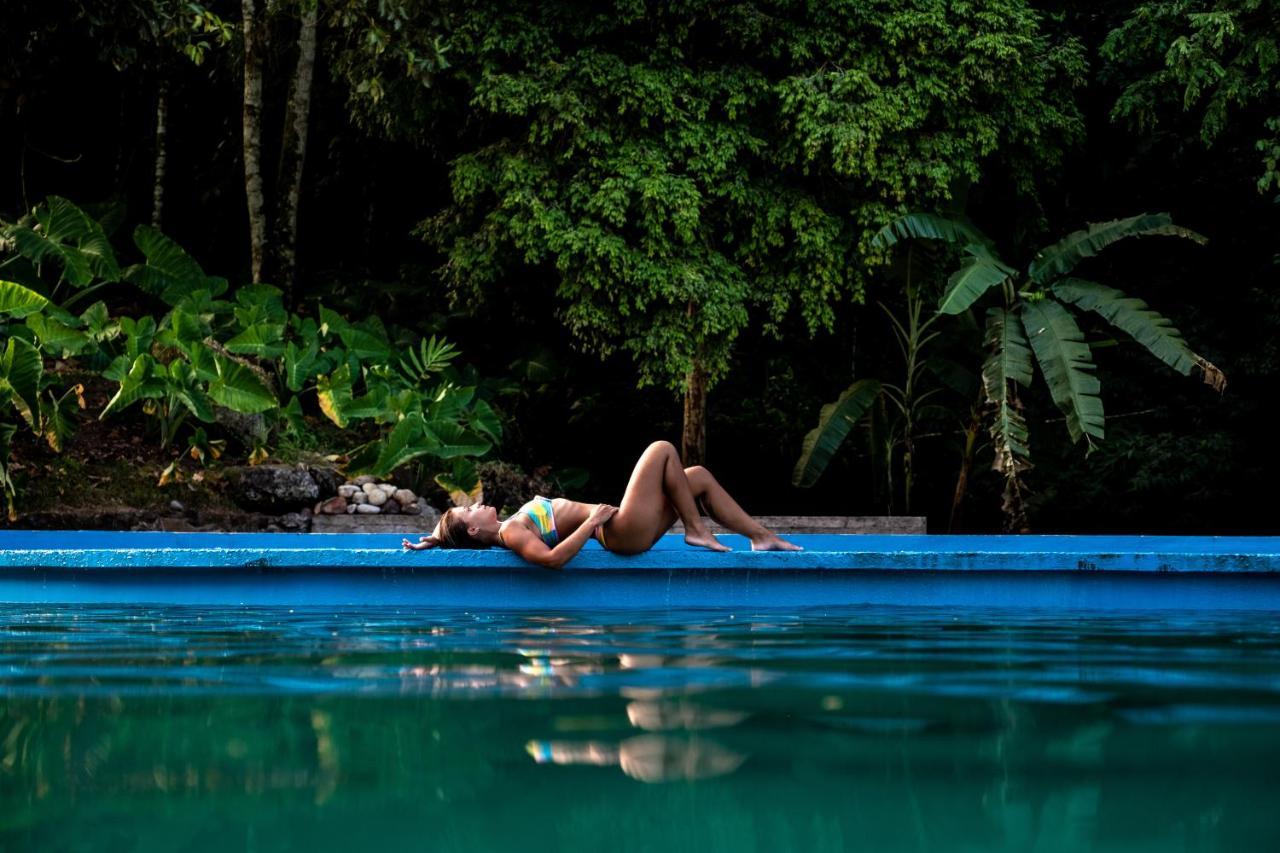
[750,533,803,552]
[685,527,732,552]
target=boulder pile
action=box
[313,475,424,516]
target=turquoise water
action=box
[2,606,1279,852]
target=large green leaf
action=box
[233,284,287,326]
[1028,214,1207,284]
[1020,300,1104,445]
[124,225,227,305]
[80,301,121,342]
[100,354,165,419]
[120,315,157,360]
[41,385,83,452]
[1053,278,1229,392]
[0,337,44,429]
[421,419,493,459]
[224,323,286,359]
[467,398,503,443]
[319,306,392,361]
[207,357,278,414]
[981,308,1033,478]
[870,214,994,251]
[981,307,1033,402]
[316,364,353,427]
[26,313,90,356]
[166,360,216,422]
[0,280,50,317]
[1050,278,1194,370]
[165,308,208,354]
[938,249,1016,315]
[7,196,119,286]
[791,378,883,488]
[283,338,320,392]
[367,415,439,477]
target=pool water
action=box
[2,606,1278,852]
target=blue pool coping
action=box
[3,532,1279,610]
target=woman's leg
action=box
[684,466,801,551]
[604,441,729,554]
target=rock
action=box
[351,475,376,486]
[169,500,185,513]
[346,503,358,514]
[355,503,381,514]
[366,488,388,506]
[393,489,416,506]
[319,496,348,515]
[376,483,395,494]
[338,484,360,499]
[361,482,380,495]
[214,406,269,446]
[382,499,401,515]
[308,466,342,497]
[280,512,309,531]
[402,502,422,516]
[351,490,368,504]
[225,465,320,513]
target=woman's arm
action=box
[508,504,617,569]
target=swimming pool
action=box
[2,605,1278,851]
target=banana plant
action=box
[793,286,951,514]
[870,212,1225,530]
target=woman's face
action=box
[459,503,500,537]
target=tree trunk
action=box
[151,79,169,229]
[947,402,983,533]
[681,359,707,467]
[241,0,268,283]
[271,3,318,299]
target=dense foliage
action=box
[0,197,499,516]
[417,0,1085,460]
[0,0,1276,531]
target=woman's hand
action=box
[588,503,618,528]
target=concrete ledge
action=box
[310,514,438,534]
[672,516,926,534]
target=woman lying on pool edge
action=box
[402,440,800,569]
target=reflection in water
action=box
[2,606,1280,852]
[526,736,747,783]
[625,699,749,731]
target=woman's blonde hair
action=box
[429,507,491,550]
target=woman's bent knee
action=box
[648,440,677,456]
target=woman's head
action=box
[431,503,502,549]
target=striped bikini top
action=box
[515,496,558,547]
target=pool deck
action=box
[2,531,1279,610]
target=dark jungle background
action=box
[2,0,1276,533]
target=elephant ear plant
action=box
[797,212,1224,531]
[0,278,89,518]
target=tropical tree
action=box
[1103,0,1280,195]
[419,0,1086,465]
[802,212,1225,530]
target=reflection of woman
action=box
[403,440,800,568]
[526,736,747,783]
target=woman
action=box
[402,440,800,568]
